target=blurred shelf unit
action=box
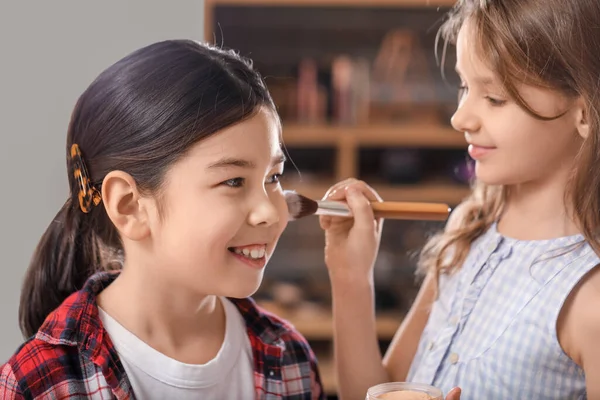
[205,0,468,208]
[205,0,458,36]
[290,180,469,205]
[205,1,461,396]
[282,123,464,148]
[257,302,403,341]
[205,0,455,7]
[280,124,470,204]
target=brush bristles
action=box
[284,191,319,220]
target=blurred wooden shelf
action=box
[318,356,337,395]
[285,181,470,205]
[258,301,402,340]
[282,123,464,149]
[207,0,455,8]
[296,312,402,340]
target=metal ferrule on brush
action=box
[315,200,353,217]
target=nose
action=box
[451,93,480,134]
[247,192,280,227]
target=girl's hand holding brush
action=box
[319,178,383,284]
[317,179,462,400]
[319,178,390,399]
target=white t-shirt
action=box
[98,297,255,400]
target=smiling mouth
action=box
[227,245,266,260]
[468,144,496,160]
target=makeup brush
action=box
[285,191,451,221]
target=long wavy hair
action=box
[419,0,600,276]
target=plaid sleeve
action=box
[0,362,25,399]
[306,341,324,400]
[280,326,325,400]
[233,298,326,399]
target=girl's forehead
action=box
[183,111,283,166]
[456,26,502,84]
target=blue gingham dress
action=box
[408,223,598,399]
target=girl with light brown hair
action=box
[322,0,600,398]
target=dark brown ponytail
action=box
[17,40,276,338]
[19,186,122,338]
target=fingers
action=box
[319,215,332,230]
[345,186,376,231]
[323,178,383,203]
[320,178,384,232]
[355,180,383,203]
[445,387,461,400]
[322,178,358,200]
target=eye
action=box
[458,84,468,102]
[485,96,507,106]
[267,172,283,184]
[223,177,245,188]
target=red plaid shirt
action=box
[0,272,324,399]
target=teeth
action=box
[233,246,266,259]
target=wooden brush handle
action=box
[371,201,450,221]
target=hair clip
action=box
[70,144,102,213]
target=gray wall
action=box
[0,0,205,361]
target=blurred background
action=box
[1,1,468,398]
[204,0,469,397]
[0,0,205,361]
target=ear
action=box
[101,171,150,241]
[574,98,590,140]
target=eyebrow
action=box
[207,153,287,170]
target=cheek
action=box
[188,211,243,247]
[161,222,234,272]
[276,216,289,238]
[273,192,289,235]
[513,120,574,156]
[161,204,239,249]
[490,113,538,149]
